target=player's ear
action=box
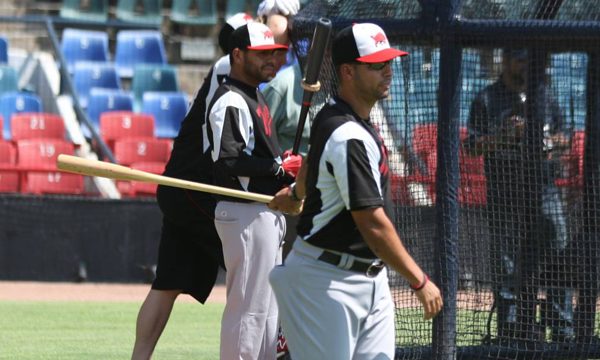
[340,63,355,81]
[231,48,244,65]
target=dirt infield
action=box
[0,281,226,303]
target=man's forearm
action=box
[216,154,280,178]
[352,207,425,287]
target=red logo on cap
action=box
[243,14,253,22]
[263,30,274,40]
[371,33,387,47]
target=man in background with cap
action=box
[130,2,299,358]
[207,22,301,360]
[465,49,573,343]
[268,23,442,359]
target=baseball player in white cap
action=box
[268,23,443,359]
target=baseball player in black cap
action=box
[268,23,443,359]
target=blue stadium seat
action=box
[131,64,179,112]
[0,65,18,95]
[0,36,8,64]
[114,30,167,78]
[60,0,109,23]
[0,92,43,140]
[84,88,134,138]
[60,28,110,73]
[171,0,218,25]
[116,0,163,25]
[73,62,121,108]
[141,92,188,138]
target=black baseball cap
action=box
[218,13,255,54]
[332,23,408,66]
[228,23,290,54]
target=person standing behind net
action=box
[130,3,299,358]
[267,23,443,360]
[207,22,302,360]
[464,48,573,343]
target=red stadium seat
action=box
[11,113,66,141]
[16,139,84,194]
[22,171,84,195]
[17,139,74,171]
[0,141,19,192]
[116,161,166,197]
[114,138,171,166]
[100,111,155,150]
[130,161,166,197]
[410,124,487,206]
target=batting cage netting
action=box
[291,0,600,359]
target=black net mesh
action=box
[459,0,600,21]
[292,0,600,358]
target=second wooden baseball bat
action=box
[56,154,273,203]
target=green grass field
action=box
[0,301,224,360]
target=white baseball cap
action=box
[332,23,408,65]
[229,22,289,53]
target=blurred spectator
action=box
[464,48,573,343]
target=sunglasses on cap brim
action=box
[352,60,393,70]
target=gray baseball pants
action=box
[270,239,395,360]
[215,200,285,360]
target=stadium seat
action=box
[22,171,84,195]
[171,0,218,25]
[73,62,121,109]
[0,92,43,140]
[141,92,187,138]
[0,141,19,193]
[122,162,166,197]
[60,0,109,23]
[410,124,487,206]
[131,65,179,112]
[60,28,110,73]
[113,137,171,166]
[0,35,7,64]
[17,139,74,170]
[17,139,84,195]
[100,111,155,150]
[85,89,134,137]
[114,30,167,78]
[11,113,66,141]
[0,65,18,95]
[116,0,163,25]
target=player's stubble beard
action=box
[243,56,276,85]
[355,67,392,103]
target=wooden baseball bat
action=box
[56,154,273,203]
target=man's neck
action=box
[229,68,259,89]
[337,86,375,119]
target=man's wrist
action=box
[289,182,303,201]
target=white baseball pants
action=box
[214,200,285,360]
[269,239,395,360]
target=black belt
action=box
[317,251,385,278]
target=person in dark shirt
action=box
[206,22,301,360]
[129,13,254,360]
[267,23,442,359]
[464,48,573,342]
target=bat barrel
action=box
[303,18,332,87]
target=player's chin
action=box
[261,66,276,78]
